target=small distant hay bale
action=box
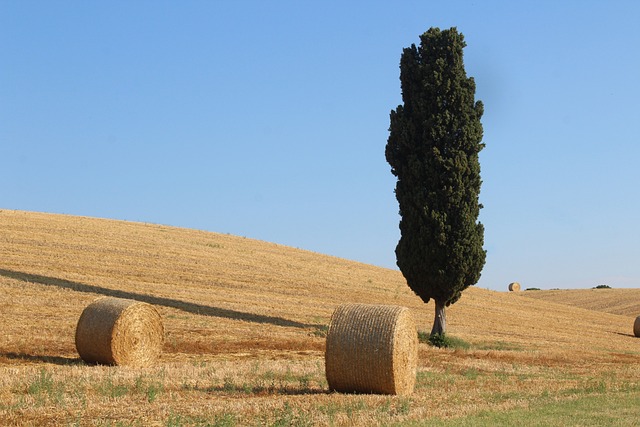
[508,282,521,292]
[75,297,164,367]
[634,316,640,338]
[325,303,418,396]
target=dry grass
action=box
[521,288,640,317]
[2,209,640,425]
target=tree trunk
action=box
[430,300,446,336]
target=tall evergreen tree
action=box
[385,27,486,336]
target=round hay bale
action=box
[75,297,164,367]
[508,282,521,292]
[634,316,640,338]
[325,303,418,396]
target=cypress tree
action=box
[385,27,486,336]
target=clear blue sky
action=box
[2,1,639,291]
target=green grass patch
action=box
[166,412,237,427]
[27,368,65,405]
[403,391,640,426]
[418,333,471,350]
[134,374,164,403]
[95,374,129,399]
[472,341,525,351]
[417,331,522,352]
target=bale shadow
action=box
[193,383,329,396]
[613,332,636,338]
[1,352,82,366]
[0,268,320,330]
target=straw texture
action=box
[75,297,164,367]
[325,303,418,395]
[634,316,640,338]
[508,282,521,292]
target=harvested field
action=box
[521,288,640,317]
[2,209,640,425]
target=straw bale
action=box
[634,316,640,338]
[75,297,164,367]
[508,282,521,292]
[325,303,417,395]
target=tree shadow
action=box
[0,352,82,366]
[0,268,320,330]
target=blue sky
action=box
[2,1,639,291]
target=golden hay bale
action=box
[75,297,164,367]
[325,303,418,396]
[508,282,521,292]
[634,316,640,338]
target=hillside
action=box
[521,288,640,317]
[2,209,640,426]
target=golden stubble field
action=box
[2,209,640,426]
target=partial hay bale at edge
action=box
[508,282,521,292]
[325,303,418,396]
[634,316,640,338]
[75,297,164,367]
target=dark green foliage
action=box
[417,330,431,344]
[386,27,485,322]
[525,288,541,291]
[424,333,470,349]
[593,284,612,289]
[428,334,449,348]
